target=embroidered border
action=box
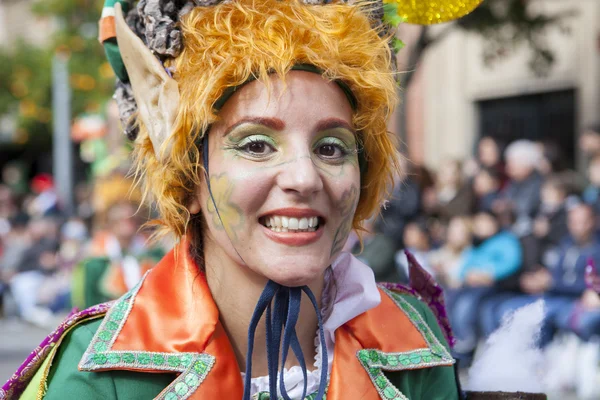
[381,287,454,360]
[1,302,112,400]
[253,389,328,400]
[356,288,455,400]
[79,274,216,400]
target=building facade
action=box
[401,0,600,171]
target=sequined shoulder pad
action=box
[1,302,113,399]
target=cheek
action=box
[324,164,361,206]
[200,167,275,234]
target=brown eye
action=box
[318,145,336,157]
[247,141,267,154]
[317,144,343,158]
[239,138,276,157]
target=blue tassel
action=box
[242,281,328,400]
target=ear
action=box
[114,2,180,161]
[188,194,201,215]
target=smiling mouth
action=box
[259,215,324,233]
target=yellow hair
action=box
[132,0,401,239]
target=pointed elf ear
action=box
[114,2,180,161]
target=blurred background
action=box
[0,0,599,398]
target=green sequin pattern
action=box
[355,288,455,400]
[78,273,216,400]
[253,390,328,399]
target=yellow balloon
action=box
[391,0,483,25]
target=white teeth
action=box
[262,215,321,232]
[299,217,308,230]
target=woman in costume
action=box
[3,0,481,399]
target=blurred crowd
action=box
[0,171,166,328]
[355,125,600,372]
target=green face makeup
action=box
[223,123,358,167]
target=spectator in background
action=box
[583,154,600,215]
[360,161,425,283]
[430,216,472,289]
[579,123,600,159]
[479,176,572,337]
[27,174,59,218]
[446,210,522,363]
[0,184,17,219]
[537,140,567,176]
[464,136,506,185]
[532,176,572,264]
[495,140,544,238]
[427,159,474,222]
[9,217,60,327]
[0,213,30,315]
[484,204,600,345]
[0,213,30,276]
[396,218,434,279]
[472,167,503,213]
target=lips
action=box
[259,208,325,246]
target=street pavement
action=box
[0,318,49,383]
[0,318,580,399]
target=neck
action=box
[203,235,325,378]
[576,235,594,247]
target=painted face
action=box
[196,71,360,287]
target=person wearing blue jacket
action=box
[446,211,523,364]
[488,203,600,346]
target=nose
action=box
[276,155,324,197]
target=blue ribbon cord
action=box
[243,282,328,400]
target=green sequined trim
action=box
[253,389,328,399]
[356,288,455,400]
[381,288,455,361]
[79,273,216,400]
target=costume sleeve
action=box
[44,320,118,400]
[386,296,460,400]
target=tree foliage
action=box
[0,0,115,145]
[458,0,574,77]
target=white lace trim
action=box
[244,252,381,399]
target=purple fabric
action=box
[380,250,455,347]
[1,302,113,400]
[585,258,600,293]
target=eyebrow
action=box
[223,116,355,136]
[224,117,286,135]
[315,118,355,134]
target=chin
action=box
[257,256,329,287]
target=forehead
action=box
[215,70,354,128]
[570,206,593,219]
